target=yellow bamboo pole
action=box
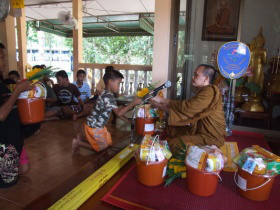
[49,144,138,210]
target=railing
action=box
[79,63,152,95]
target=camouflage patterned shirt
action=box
[86,90,118,128]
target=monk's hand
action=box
[150,95,162,104]
[149,100,160,108]
[14,80,33,94]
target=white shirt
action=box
[72,81,91,102]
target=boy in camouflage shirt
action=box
[72,69,141,153]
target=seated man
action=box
[150,64,226,150]
[53,70,91,120]
[42,76,60,121]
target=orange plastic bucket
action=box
[234,167,277,201]
[186,163,222,196]
[17,98,45,124]
[135,117,155,136]
[135,156,168,186]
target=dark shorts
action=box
[68,105,83,113]
[45,106,61,113]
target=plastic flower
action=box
[136,87,149,98]
[242,66,253,77]
[26,66,56,82]
[165,139,188,187]
[26,68,42,79]
[136,81,160,98]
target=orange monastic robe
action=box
[168,85,226,149]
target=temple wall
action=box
[187,0,280,117]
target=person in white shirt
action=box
[73,69,91,103]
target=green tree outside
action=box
[26,22,154,65]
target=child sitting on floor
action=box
[53,70,92,120]
[72,69,142,154]
[73,69,91,103]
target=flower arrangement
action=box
[18,66,56,99]
[215,67,256,94]
[244,82,261,94]
[165,139,187,187]
[136,81,159,98]
[26,66,55,83]
[136,87,149,98]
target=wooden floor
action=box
[0,116,133,210]
[0,117,280,209]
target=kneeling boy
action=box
[72,69,141,153]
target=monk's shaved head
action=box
[199,64,216,84]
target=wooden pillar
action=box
[73,0,83,80]
[152,0,172,86]
[0,14,17,78]
[16,8,27,78]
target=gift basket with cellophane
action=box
[135,134,172,186]
[17,66,56,124]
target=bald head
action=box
[199,64,216,85]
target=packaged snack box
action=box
[185,145,225,172]
[232,146,280,176]
[137,134,172,163]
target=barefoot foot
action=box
[34,129,40,135]
[72,114,78,121]
[72,138,80,155]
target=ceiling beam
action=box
[139,18,154,35]
[82,11,120,32]
[25,1,73,7]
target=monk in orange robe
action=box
[150,64,226,150]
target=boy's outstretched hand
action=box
[132,97,142,106]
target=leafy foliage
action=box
[25,22,154,66]
[82,36,153,64]
[245,82,261,93]
[164,139,188,187]
[27,66,56,81]
[26,21,38,44]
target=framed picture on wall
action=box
[202,0,242,41]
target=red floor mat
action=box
[102,131,280,210]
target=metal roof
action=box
[24,0,186,37]
[33,13,154,37]
[24,0,156,37]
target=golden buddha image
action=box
[247,27,267,90]
[242,27,267,112]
